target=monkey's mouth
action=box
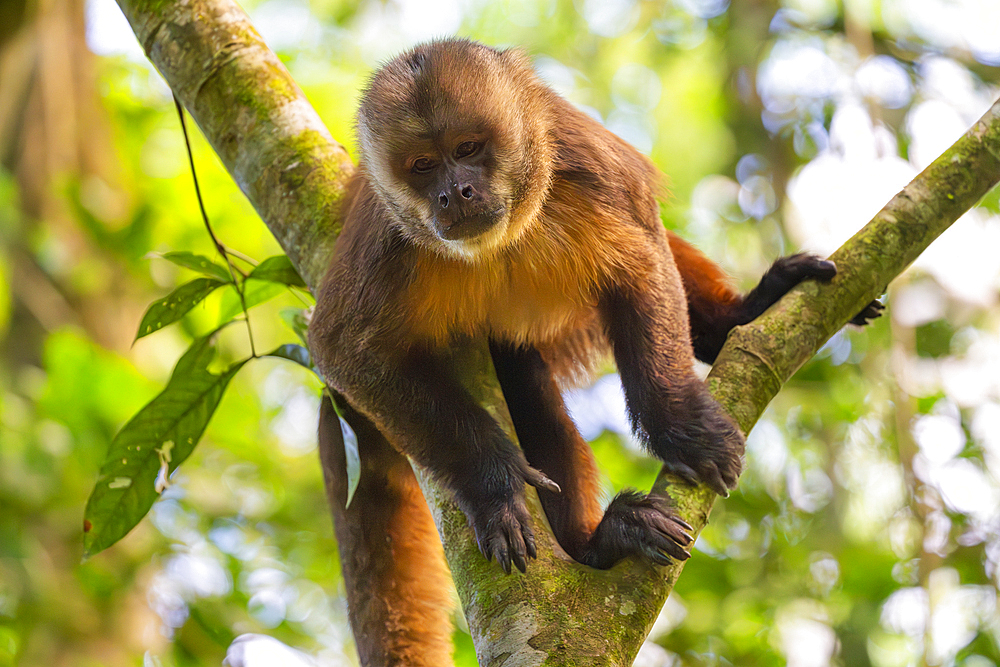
[433,205,507,242]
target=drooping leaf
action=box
[217,280,287,322]
[266,343,316,374]
[329,393,361,509]
[135,278,226,340]
[161,251,232,282]
[83,332,248,557]
[341,417,361,509]
[247,255,307,288]
[279,308,310,346]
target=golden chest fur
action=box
[403,196,652,348]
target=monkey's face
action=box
[356,40,554,261]
[397,130,509,250]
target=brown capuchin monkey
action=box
[309,38,881,665]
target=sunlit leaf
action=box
[161,251,232,282]
[217,280,286,322]
[328,393,361,510]
[247,255,306,288]
[342,417,360,509]
[82,332,248,557]
[135,278,226,340]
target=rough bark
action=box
[112,0,1000,663]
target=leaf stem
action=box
[173,94,257,357]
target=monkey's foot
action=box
[579,491,692,569]
[850,300,884,326]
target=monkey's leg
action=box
[601,240,744,495]
[319,395,454,667]
[325,345,558,574]
[490,341,693,568]
[666,231,882,364]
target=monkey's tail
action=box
[318,394,455,667]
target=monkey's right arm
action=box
[666,232,883,364]
[310,319,557,574]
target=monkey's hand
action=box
[850,299,884,326]
[743,254,885,329]
[648,383,745,497]
[457,460,560,574]
[580,491,693,569]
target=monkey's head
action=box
[356,39,555,260]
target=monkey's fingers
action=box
[850,300,884,326]
[523,466,561,494]
[778,253,837,282]
[471,498,536,575]
[699,462,731,498]
[508,530,528,574]
[662,458,732,497]
[497,540,514,575]
[647,529,692,564]
[660,460,700,488]
[477,527,515,574]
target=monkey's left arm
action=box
[667,232,883,364]
[600,232,745,495]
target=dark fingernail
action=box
[513,554,526,573]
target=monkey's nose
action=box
[439,193,449,208]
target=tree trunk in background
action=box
[0,0,143,363]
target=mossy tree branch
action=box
[708,103,1000,433]
[114,0,1000,663]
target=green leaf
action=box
[83,333,248,557]
[160,251,231,283]
[342,418,360,509]
[135,278,226,340]
[329,393,361,510]
[266,343,316,373]
[247,255,306,288]
[279,307,310,346]
[217,280,286,322]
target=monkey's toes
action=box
[581,491,693,569]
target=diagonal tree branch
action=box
[113,0,1000,663]
[707,104,1000,434]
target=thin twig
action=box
[173,94,257,357]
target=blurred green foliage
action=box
[1,0,999,666]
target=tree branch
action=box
[115,0,352,291]
[709,100,1000,435]
[113,0,1000,663]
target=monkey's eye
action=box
[454,141,481,159]
[411,157,436,174]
